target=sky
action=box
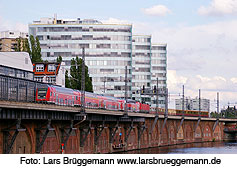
[1,0,237,111]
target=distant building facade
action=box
[175,97,210,112]
[0,31,28,51]
[29,16,167,107]
[131,35,167,108]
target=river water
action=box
[120,141,237,154]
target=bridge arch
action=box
[127,128,137,150]
[83,130,93,153]
[160,123,168,145]
[177,125,184,142]
[213,125,221,141]
[12,124,32,154]
[141,128,149,148]
[151,123,159,140]
[98,128,109,153]
[203,124,212,141]
[41,127,59,154]
[194,124,202,142]
[185,124,194,143]
[169,122,176,144]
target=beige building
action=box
[0,38,17,51]
[0,31,28,51]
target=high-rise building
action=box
[29,16,167,107]
[29,16,132,98]
[175,97,210,112]
[132,35,152,103]
[151,44,167,108]
[0,31,28,51]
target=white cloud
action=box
[167,72,237,111]
[231,77,237,84]
[101,17,131,25]
[167,70,187,91]
[142,5,171,16]
[146,20,237,79]
[115,17,237,111]
[198,0,237,16]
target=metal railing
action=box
[0,74,47,103]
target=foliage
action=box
[56,56,63,63]
[65,70,71,88]
[15,38,21,51]
[29,35,43,63]
[210,112,222,118]
[65,57,93,92]
[15,37,30,52]
[15,35,43,63]
[211,106,237,118]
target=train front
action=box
[36,87,50,101]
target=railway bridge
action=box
[0,74,236,154]
[0,100,236,154]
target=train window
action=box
[54,93,55,97]
[50,92,52,96]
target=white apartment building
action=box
[29,16,132,98]
[0,30,28,39]
[151,44,167,108]
[175,97,210,112]
[29,16,167,107]
[132,35,152,103]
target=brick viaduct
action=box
[0,100,234,154]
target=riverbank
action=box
[118,141,237,154]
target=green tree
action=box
[210,112,221,118]
[14,35,43,63]
[29,35,43,63]
[66,57,93,92]
[15,38,21,51]
[15,37,29,52]
[22,38,30,53]
[56,56,63,63]
[65,70,71,88]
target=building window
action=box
[36,64,44,72]
[47,76,56,84]
[48,64,56,72]
[35,77,43,82]
[25,58,28,64]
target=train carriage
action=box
[85,92,99,108]
[126,99,139,112]
[98,95,121,111]
[176,109,209,117]
[36,85,79,106]
[36,85,209,117]
[137,102,150,113]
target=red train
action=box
[36,85,208,117]
[36,85,149,113]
